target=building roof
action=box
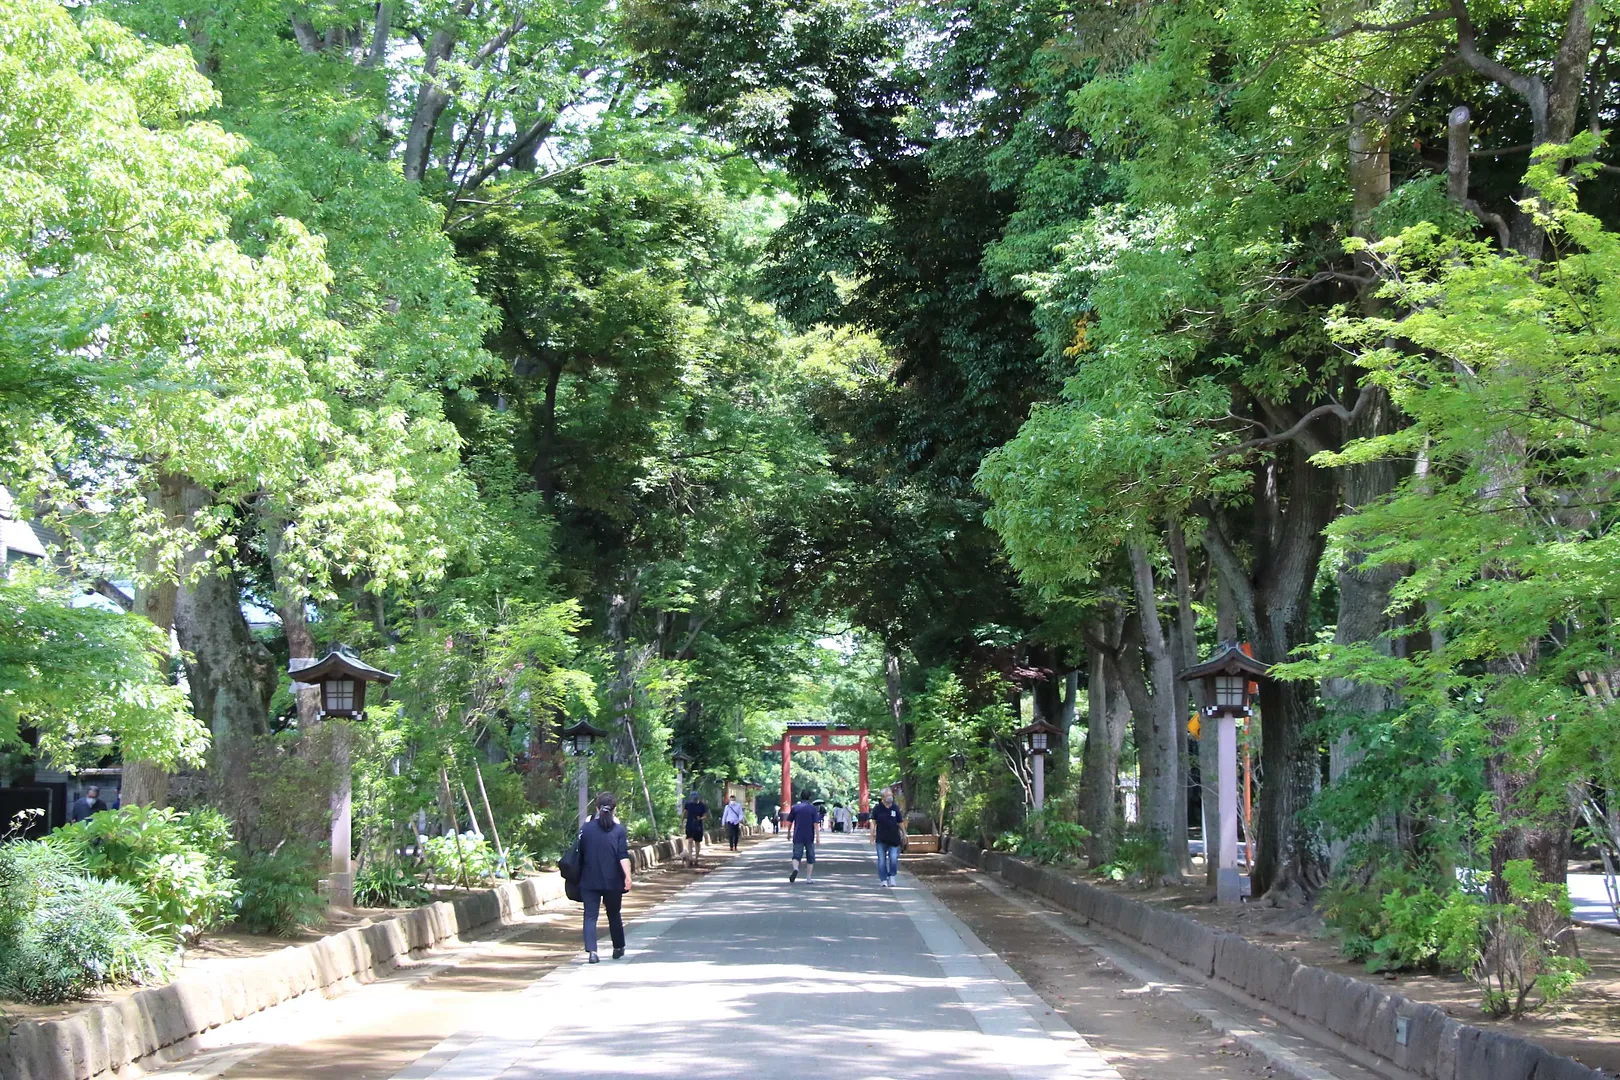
[0,486,48,561]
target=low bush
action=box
[52,805,239,943]
[1322,856,1586,1015]
[422,831,498,885]
[353,862,431,908]
[3,877,171,1003]
[0,840,170,1004]
[1095,828,1168,888]
[233,846,325,935]
[512,810,572,866]
[1474,860,1588,1018]
[1015,809,1090,865]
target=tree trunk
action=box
[123,472,186,807]
[1080,639,1127,865]
[1205,439,1339,903]
[400,4,472,182]
[1167,520,1201,876]
[884,648,917,798]
[1127,541,1183,883]
[1254,454,1337,902]
[173,481,276,751]
[1325,105,1405,866]
[264,516,322,730]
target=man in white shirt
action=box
[721,794,746,851]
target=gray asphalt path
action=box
[391,832,1123,1080]
[1569,873,1618,928]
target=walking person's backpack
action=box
[558,831,584,902]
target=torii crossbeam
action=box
[763,721,870,817]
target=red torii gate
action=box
[765,721,870,818]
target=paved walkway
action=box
[392,833,1123,1080]
[1570,873,1618,929]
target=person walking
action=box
[682,791,708,867]
[770,806,780,834]
[578,791,632,963]
[69,785,107,823]
[722,794,746,851]
[786,790,820,883]
[871,787,904,887]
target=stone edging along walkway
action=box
[0,825,760,1080]
[943,837,1605,1080]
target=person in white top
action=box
[721,794,747,850]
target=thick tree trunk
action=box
[1031,646,1063,725]
[1127,541,1184,883]
[124,473,186,807]
[265,516,322,730]
[1443,2,1595,894]
[173,481,276,751]
[1326,105,1404,867]
[1206,441,1339,903]
[1254,457,1337,903]
[1061,669,1079,729]
[884,648,918,798]
[1166,520,1201,876]
[1080,642,1128,865]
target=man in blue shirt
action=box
[786,790,820,883]
[870,787,905,887]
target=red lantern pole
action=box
[780,732,792,817]
[857,734,869,816]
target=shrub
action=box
[0,840,169,1004]
[1321,857,1584,1013]
[422,831,498,885]
[512,810,572,866]
[1474,861,1589,1018]
[233,846,325,936]
[353,862,430,908]
[1095,828,1167,888]
[1016,809,1090,865]
[2,877,170,1003]
[52,805,240,943]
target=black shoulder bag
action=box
[558,831,584,903]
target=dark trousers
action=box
[726,823,741,850]
[583,889,625,954]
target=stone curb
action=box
[0,826,762,1080]
[942,837,1608,1080]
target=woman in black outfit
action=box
[579,791,632,963]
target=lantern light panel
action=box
[325,678,358,715]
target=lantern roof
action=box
[559,719,609,741]
[1178,640,1271,683]
[291,646,396,685]
[1014,719,1065,739]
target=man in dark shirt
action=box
[786,790,820,883]
[870,787,905,887]
[682,792,708,867]
[69,785,107,823]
